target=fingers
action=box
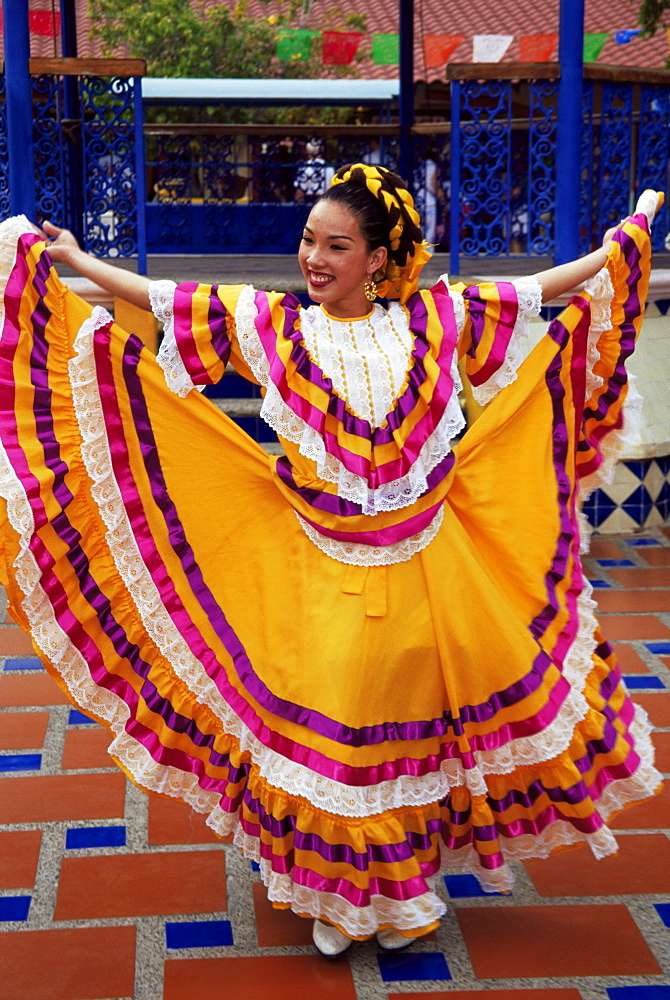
[42,221,63,237]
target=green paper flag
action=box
[276,29,319,62]
[583,32,609,63]
[372,33,399,65]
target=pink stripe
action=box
[173,283,210,381]
[298,500,443,546]
[468,290,519,387]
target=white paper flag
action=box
[473,34,514,62]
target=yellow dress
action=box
[0,211,661,940]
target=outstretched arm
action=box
[40,221,152,310]
[531,190,663,303]
[531,231,616,304]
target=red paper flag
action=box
[519,33,558,62]
[29,10,61,37]
[424,34,464,69]
[322,30,363,66]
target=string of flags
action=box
[274,28,663,66]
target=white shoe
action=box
[376,927,416,950]
[312,919,352,957]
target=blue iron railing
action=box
[1,60,669,266]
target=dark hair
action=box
[317,181,390,254]
[316,165,424,286]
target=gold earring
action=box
[364,278,377,302]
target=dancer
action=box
[0,165,663,957]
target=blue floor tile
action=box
[607,987,670,999]
[444,873,502,898]
[0,896,31,921]
[67,709,98,725]
[589,579,612,588]
[623,675,666,689]
[654,903,670,927]
[0,754,41,772]
[597,558,636,567]
[250,861,260,872]
[2,657,43,671]
[66,826,126,849]
[644,642,670,655]
[377,951,451,982]
[628,538,662,546]
[165,919,233,949]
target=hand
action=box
[602,218,629,247]
[37,221,82,266]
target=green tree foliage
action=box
[638,0,670,35]
[638,0,670,63]
[88,0,365,80]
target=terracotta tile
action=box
[640,548,670,566]
[524,833,670,896]
[599,615,670,640]
[0,773,126,823]
[456,903,661,978]
[252,882,315,946]
[0,925,135,1000]
[634,692,670,727]
[164,955,357,1000]
[610,781,670,830]
[0,627,36,655]
[660,526,670,541]
[0,710,49,749]
[0,830,42,889]
[596,590,670,612]
[612,643,650,673]
[0,673,70,707]
[55,849,226,919]
[608,567,670,588]
[148,792,223,845]
[588,538,628,559]
[652,731,670,772]
[61,728,114,770]
[389,992,583,1000]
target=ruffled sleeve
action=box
[447,275,542,405]
[150,279,258,397]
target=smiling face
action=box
[298,199,388,319]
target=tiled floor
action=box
[1,529,669,1000]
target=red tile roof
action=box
[12,0,670,75]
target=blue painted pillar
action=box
[398,0,414,184]
[59,0,85,241]
[2,0,36,218]
[555,0,584,263]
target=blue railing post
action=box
[555,0,584,264]
[449,80,461,276]
[2,0,36,219]
[133,76,147,275]
[398,0,414,185]
[59,0,85,242]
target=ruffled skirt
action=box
[0,219,661,938]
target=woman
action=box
[0,165,663,957]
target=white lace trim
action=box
[578,261,643,504]
[635,189,663,229]
[235,284,465,515]
[294,505,445,567]
[150,278,204,397]
[471,275,543,406]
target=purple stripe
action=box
[274,450,455,518]
[207,285,233,368]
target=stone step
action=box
[211,397,262,418]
